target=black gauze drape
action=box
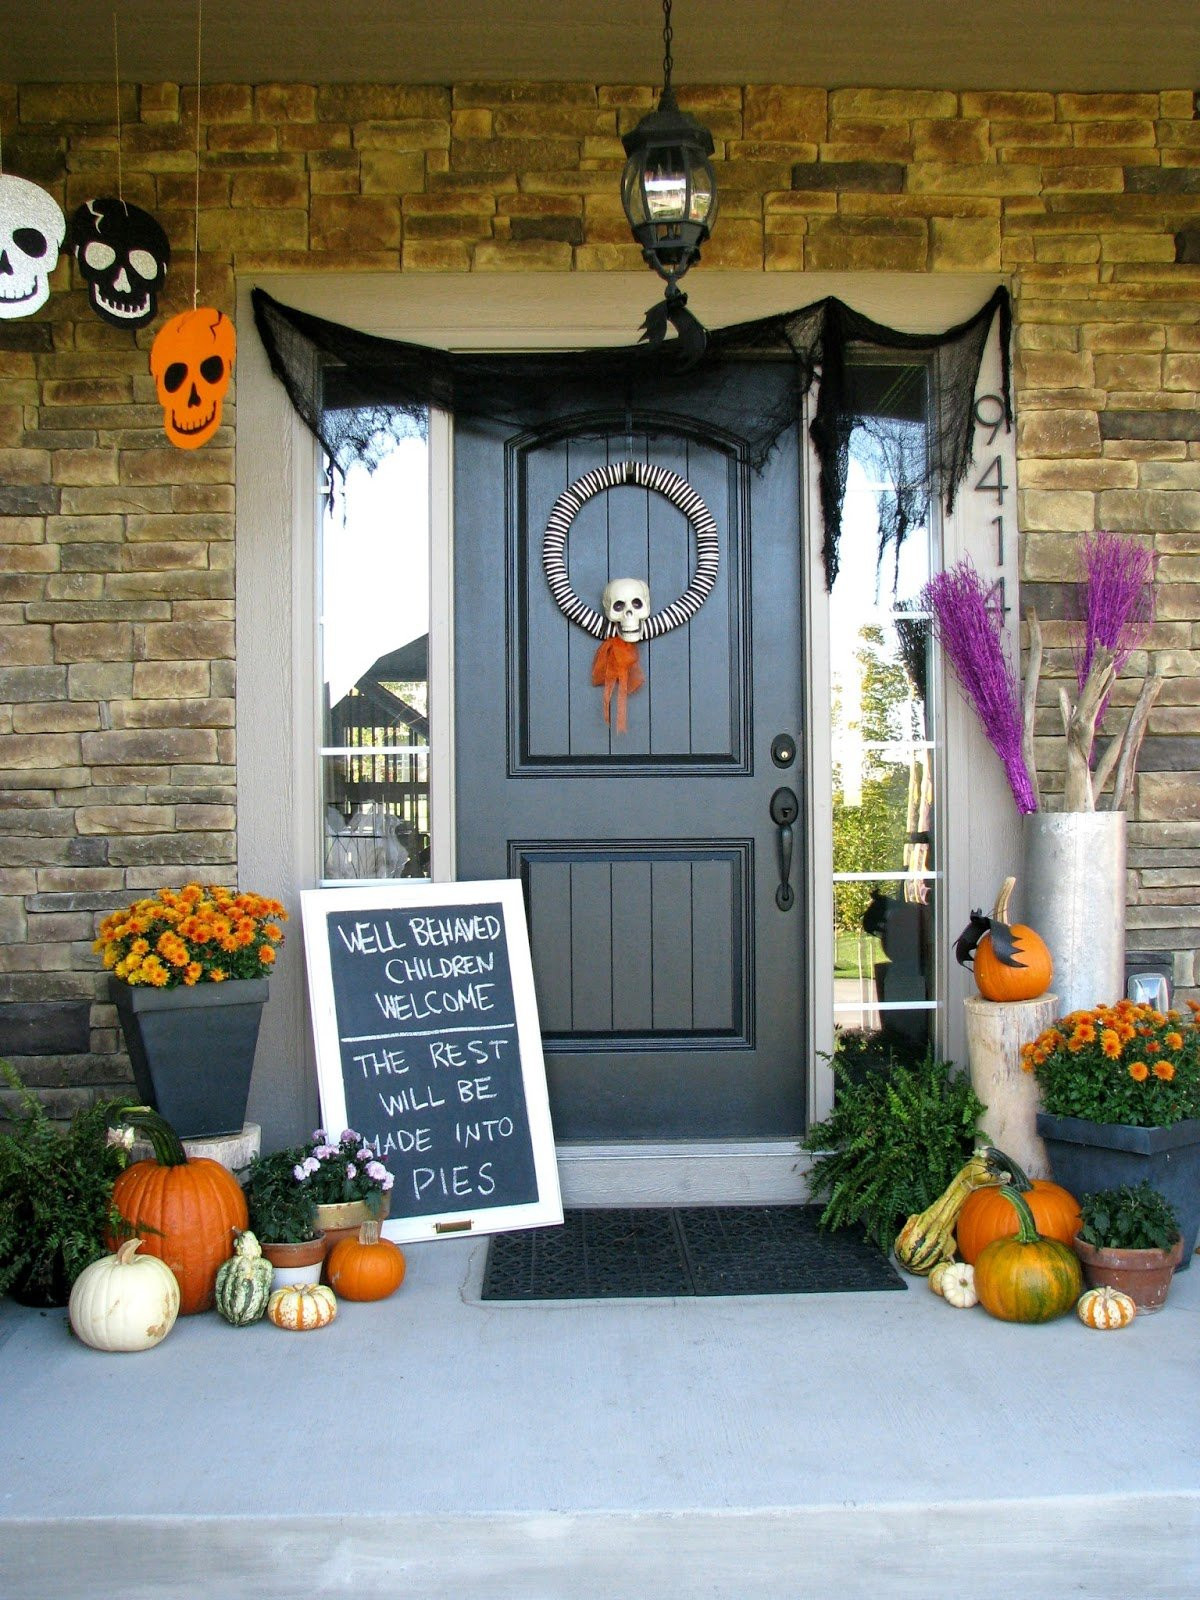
[252,284,1011,590]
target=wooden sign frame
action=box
[300,880,562,1245]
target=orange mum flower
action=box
[259,944,276,965]
[1166,1032,1183,1051]
[99,882,284,986]
[1154,1061,1176,1081]
[1128,1061,1150,1082]
[1100,1029,1122,1059]
[141,955,170,988]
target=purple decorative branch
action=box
[1077,529,1155,695]
[923,561,1038,814]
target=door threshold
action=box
[555,1140,813,1207]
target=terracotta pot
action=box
[1073,1232,1184,1314]
[259,1233,327,1289]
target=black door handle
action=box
[770,786,799,911]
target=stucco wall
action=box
[0,79,1197,1113]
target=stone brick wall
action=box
[0,78,1197,1112]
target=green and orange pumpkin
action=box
[973,1187,1083,1324]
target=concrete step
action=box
[3,1234,1197,1599]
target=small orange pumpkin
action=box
[957,1155,1081,1264]
[326,1220,406,1302]
[961,877,1053,1003]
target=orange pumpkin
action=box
[108,1107,248,1315]
[970,877,1053,1003]
[326,1220,406,1302]
[957,1156,1080,1265]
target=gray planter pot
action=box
[110,976,268,1139]
[1023,811,1126,1016]
[1036,1111,1200,1271]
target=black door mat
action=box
[481,1205,906,1301]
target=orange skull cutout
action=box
[150,307,236,449]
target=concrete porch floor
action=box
[2,1230,1197,1600]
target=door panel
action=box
[518,844,749,1045]
[455,377,806,1142]
[516,429,746,772]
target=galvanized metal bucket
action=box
[1022,810,1126,1017]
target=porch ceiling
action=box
[9,0,1200,92]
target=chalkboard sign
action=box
[300,881,562,1244]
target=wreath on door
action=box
[541,460,720,731]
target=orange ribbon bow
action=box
[591,637,644,733]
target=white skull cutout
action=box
[602,578,650,642]
[0,175,66,319]
[69,198,170,327]
[150,307,236,449]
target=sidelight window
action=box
[829,360,940,1062]
[316,426,433,884]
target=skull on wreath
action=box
[602,577,650,642]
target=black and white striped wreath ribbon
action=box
[541,460,720,641]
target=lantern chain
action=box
[661,0,674,95]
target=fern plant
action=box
[802,1044,985,1251]
[0,1064,135,1304]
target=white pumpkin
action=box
[938,1261,979,1309]
[68,1236,180,1352]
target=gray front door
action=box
[454,378,806,1141]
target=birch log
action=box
[964,996,1058,1178]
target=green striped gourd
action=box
[214,1230,274,1327]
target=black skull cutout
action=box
[69,198,170,327]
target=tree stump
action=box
[965,996,1057,1178]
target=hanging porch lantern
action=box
[620,0,718,292]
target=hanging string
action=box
[113,11,123,202]
[192,0,202,309]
